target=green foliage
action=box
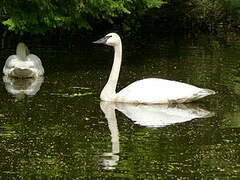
[187,0,240,31]
[152,0,240,33]
[185,0,224,30]
[143,0,165,8]
[2,0,240,34]
[0,0,164,34]
[228,0,240,8]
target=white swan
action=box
[94,33,215,104]
[3,42,44,78]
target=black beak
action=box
[93,35,111,44]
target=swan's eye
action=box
[104,35,112,41]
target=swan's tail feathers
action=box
[173,88,216,103]
[201,88,216,96]
[16,42,29,60]
[192,88,216,102]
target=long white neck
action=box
[16,43,29,61]
[101,41,122,101]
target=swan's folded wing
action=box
[27,54,44,75]
[115,78,209,104]
[3,55,18,75]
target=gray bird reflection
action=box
[100,101,214,169]
[3,76,44,99]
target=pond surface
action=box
[0,33,240,179]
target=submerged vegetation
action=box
[0,0,240,35]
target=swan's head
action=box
[93,33,121,47]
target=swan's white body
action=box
[94,33,215,104]
[3,42,44,78]
[115,78,213,104]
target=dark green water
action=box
[0,34,240,179]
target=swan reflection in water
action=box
[3,76,44,99]
[115,103,214,128]
[100,101,214,169]
[100,102,120,170]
